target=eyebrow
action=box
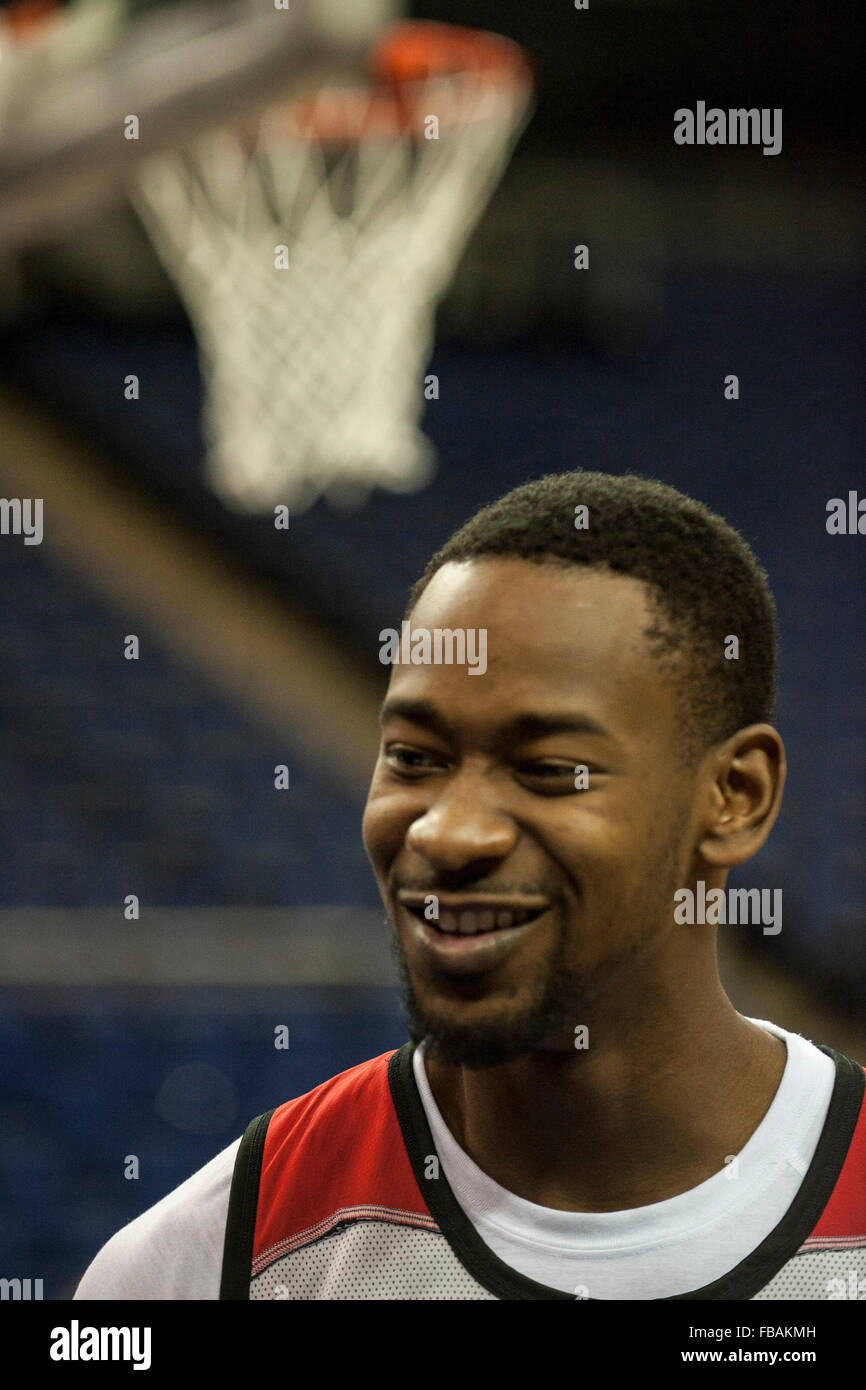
[378,698,612,744]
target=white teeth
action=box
[434,910,483,934]
[421,904,542,935]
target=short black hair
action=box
[407,471,778,764]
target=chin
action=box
[423,1033,532,1071]
[409,996,557,1070]
[391,925,580,1069]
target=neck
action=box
[422,986,787,1212]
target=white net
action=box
[131,27,533,513]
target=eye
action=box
[517,762,602,792]
[519,762,574,779]
[384,745,444,773]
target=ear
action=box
[696,724,786,869]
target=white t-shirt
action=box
[413,1019,834,1298]
[74,1017,834,1300]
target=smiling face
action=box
[362,557,706,1069]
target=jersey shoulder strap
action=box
[220,1108,276,1300]
[219,1047,414,1299]
[807,1050,866,1241]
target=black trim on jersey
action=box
[387,1039,865,1301]
[219,1108,275,1300]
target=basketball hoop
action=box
[0,1,62,127]
[131,21,534,513]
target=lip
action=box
[397,891,549,921]
[398,900,551,977]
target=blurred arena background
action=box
[0,0,863,1298]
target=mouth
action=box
[397,893,549,935]
[396,894,551,977]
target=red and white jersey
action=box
[220,1039,866,1300]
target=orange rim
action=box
[371,21,532,86]
[1,0,64,40]
[264,21,533,145]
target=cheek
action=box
[361,778,408,866]
[540,801,650,888]
[361,798,384,863]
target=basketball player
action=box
[75,471,866,1300]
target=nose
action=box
[405,772,517,873]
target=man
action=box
[75,470,866,1300]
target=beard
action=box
[386,912,594,1070]
[384,818,690,1071]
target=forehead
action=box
[389,558,677,747]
